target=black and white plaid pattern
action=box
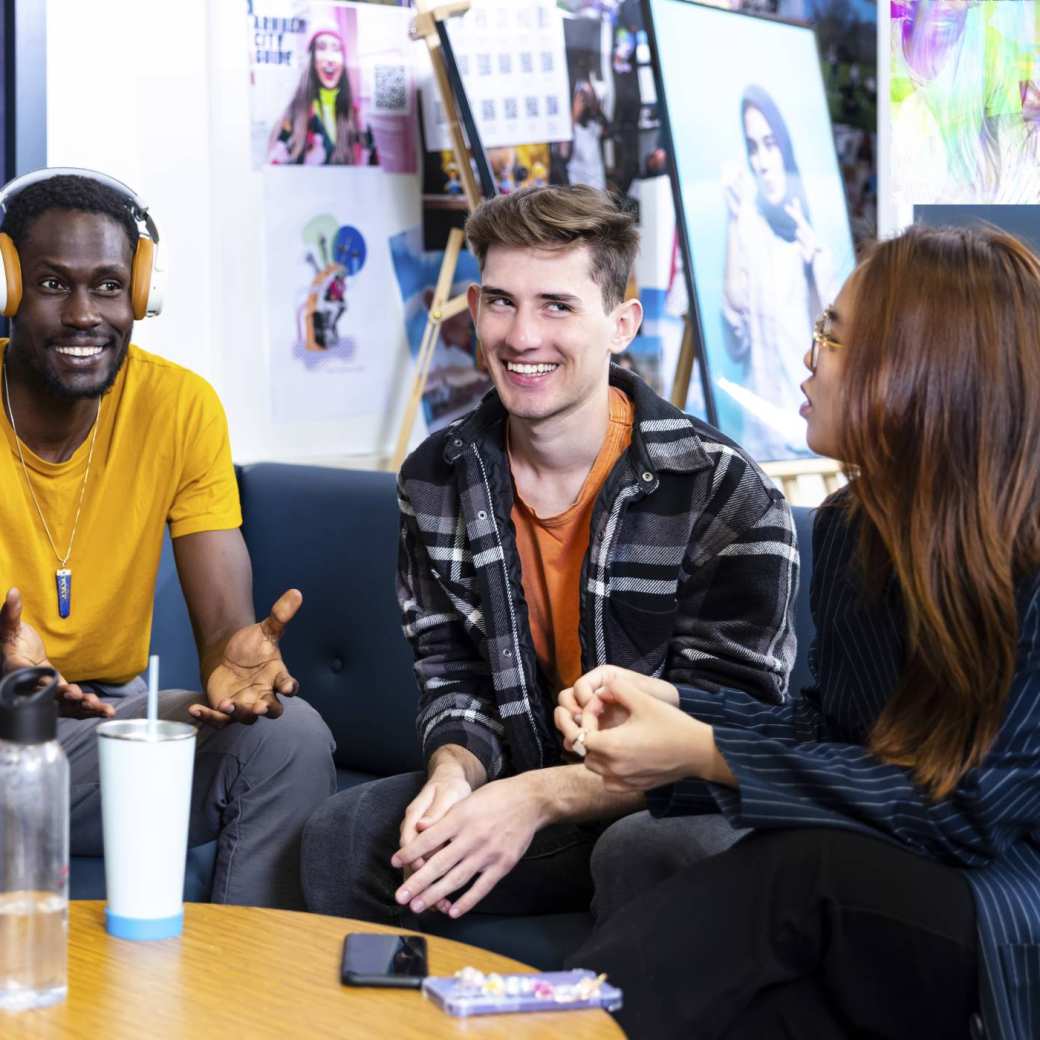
[397,367,798,780]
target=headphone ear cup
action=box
[0,232,23,317]
[130,236,155,321]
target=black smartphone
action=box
[341,933,428,988]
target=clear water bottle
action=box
[0,667,68,1011]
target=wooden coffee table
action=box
[6,901,625,1039]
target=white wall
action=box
[46,0,421,465]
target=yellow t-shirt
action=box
[0,343,242,684]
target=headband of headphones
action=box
[0,167,164,320]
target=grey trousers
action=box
[61,678,337,910]
[301,770,745,926]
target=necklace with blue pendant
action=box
[4,361,101,618]
[55,569,73,619]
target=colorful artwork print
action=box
[298,217,367,352]
[262,167,419,429]
[888,0,1040,230]
[249,0,417,172]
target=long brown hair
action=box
[840,224,1040,799]
[269,40,356,164]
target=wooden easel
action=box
[669,314,696,409]
[390,0,485,472]
[657,228,707,419]
[760,456,846,506]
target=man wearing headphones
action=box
[0,171,335,909]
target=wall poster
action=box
[247,0,421,439]
[262,167,420,428]
[419,0,573,152]
[882,0,1040,235]
[249,0,418,172]
[647,0,855,461]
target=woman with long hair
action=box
[722,84,838,459]
[267,16,368,166]
[558,224,1040,1039]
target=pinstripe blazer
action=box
[396,366,799,780]
[648,495,1040,1040]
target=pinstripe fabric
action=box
[396,366,799,782]
[648,494,1040,1039]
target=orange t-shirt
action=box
[511,387,635,693]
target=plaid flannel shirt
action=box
[397,366,798,780]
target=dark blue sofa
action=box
[70,462,815,969]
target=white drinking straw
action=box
[147,654,159,734]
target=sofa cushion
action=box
[150,529,203,692]
[239,463,422,778]
[70,843,217,903]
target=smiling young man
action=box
[302,185,798,930]
[0,172,335,908]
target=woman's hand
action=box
[722,161,748,219]
[304,131,328,165]
[557,665,678,754]
[557,665,679,740]
[267,139,292,165]
[555,669,733,793]
[786,197,821,265]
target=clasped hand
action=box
[554,665,724,792]
[192,588,303,727]
[391,772,544,920]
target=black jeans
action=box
[566,827,979,1040]
[300,771,746,926]
[301,771,599,925]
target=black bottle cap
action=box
[0,667,60,744]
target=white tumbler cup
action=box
[97,719,196,940]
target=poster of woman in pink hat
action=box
[249,1,417,172]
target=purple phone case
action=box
[422,969,623,1017]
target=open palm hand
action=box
[195,589,302,727]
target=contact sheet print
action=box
[419,0,572,151]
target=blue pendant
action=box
[55,569,71,619]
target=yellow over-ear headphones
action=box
[0,167,164,321]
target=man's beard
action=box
[16,338,130,401]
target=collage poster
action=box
[249,0,421,436]
[249,0,417,172]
